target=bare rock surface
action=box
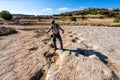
[0,25,120,80]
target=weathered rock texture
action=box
[0,25,120,80]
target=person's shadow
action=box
[63,48,108,64]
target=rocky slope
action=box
[0,25,120,80]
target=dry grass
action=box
[1,16,120,27]
[55,18,120,27]
[0,27,17,36]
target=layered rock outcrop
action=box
[0,25,120,80]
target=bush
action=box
[67,13,73,16]
[114,16,120,22]
[0,27,17,36]
[108,12,116,17]
[71,17,76,21]
[0,10,13,20]
[53,14,59,16]
[99,16,104,19]
[81,14,85,19]
[60,13,66,16]
[99,10,110,15]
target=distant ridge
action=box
[12,14,34,17]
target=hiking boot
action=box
[61,48,64,51]
[62,49,65,51]
[54,48,57,50]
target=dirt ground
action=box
[0,25,120,80]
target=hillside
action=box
[0,25,120,80]
[55,8,120,17]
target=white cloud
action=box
[42,8,52,11]
[71,7,87,11]
[57,7,69,11]
[79,7,87,10]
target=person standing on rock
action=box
[46,19,64,51]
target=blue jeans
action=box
[52,33,63,49]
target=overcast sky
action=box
[0,0,120,15]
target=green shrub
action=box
[99,10,110,15]
[0,10,13,20]
[81,14,85,19]
[114,16,120,22]
[71,17,76,21]
[60,13,66,16]
[108,12,116,17]
[99,16,104,19]
[67,13,73,16]
[53,14,59,16]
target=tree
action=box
[71,17,76,21]
[67,13,73,16]
[99,10,110,15]
[0,10,13,20]
[81,14,85,19]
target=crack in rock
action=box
[30,49,59,80]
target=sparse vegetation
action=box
[55,8,120,17]
[114,16,120,22]
[0,27,17,36]
[59,13,73,16]
[71,17,76,21]
[81,14,85,19]
[0,8,120,26]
